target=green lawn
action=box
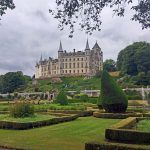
[0,117,119,150]
[24,76,101,92]
[0,114,53,123]
[136,119,150,132]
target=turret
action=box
[58,41,63,58]
[92,41,101,50]
[85,39,90,55]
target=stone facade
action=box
[35,40,103,79]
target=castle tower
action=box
[92,41,101,50]
[58,40,63,58]
[85,39,90,55]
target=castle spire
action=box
[85,39,90,50]
[92,41,101,49]
[40,53,43,62]
[58,40,63,52]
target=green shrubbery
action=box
[100,71,128,113]
[56,91,68,105]
[10,102,34,118]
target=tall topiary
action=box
[56,91,68,105]
[100,70,128,113]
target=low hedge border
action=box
[105,117,150,144]
[0,114,78,130]
[85,142,150,150]
[93,111,142,119]
[47,110,94,117]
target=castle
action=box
[35,40,103,79]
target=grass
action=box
[0,117,119,150]
[0,103,86,112]
[136,119,150,132]
[24,76,101,92]
[0,114,53,123]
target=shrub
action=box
[10,102,34,118]
[80,94,89,102]
[100,70,128,113]
[56,91,68,105]
[97,95,103,109]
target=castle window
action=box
[77,70,79,73]
[69,70,71,73]
[77,58,79,61]
[81,58,83,61]
[69,58,71,61]
[81,63,83,68]
[77,63,80,68]
[65,63,67,68]
[69,63,71,68]
[65,58,67,61]
[82,69,83,73]
[73,58,75,61]
[73,63,75,68]
[65,70,67,73]
[73,70,75,73]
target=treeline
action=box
[0,71,31,94]
[103,41,150,86]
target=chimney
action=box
[73,49,75,53]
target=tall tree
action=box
[103,59,117,72]
[0,0,15,20]
[117,42,150,76]
[50,0,150,37]
[0,71,31,94]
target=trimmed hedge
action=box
[0,114,78,130]
[85,142,150,150]
[93,111,142,119]
[48,110,93,117]
[100,71,128,113]
[105,117,150,144]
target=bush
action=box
[10,102,34,118]
[56,91,68,105]
[80,94,89,102]
[100,71,128,113]
[97,95,103,109]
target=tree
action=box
[50,0,150,37]
[100,70,128,113]
[56,91,68,105]
[0,0,15,20]
[103,59,117,72]
[0,71,31,94]
[117,42,150,76]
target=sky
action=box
[0,0,149,76]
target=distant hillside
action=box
[24,76,101,92]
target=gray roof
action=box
[58,41,63,52]
[92,41,101,49]
[85,39,90,50]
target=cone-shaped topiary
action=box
[100,70,128,113]
[56,91,68,105]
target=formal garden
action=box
[0,71,149,149]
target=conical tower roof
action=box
[58,40,63,52]
[92,41,101,49]
[85,39,90,50]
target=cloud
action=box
[0,0,149,76]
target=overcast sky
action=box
[0,0,149,76]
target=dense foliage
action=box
[50,0,150,37]
[117,42,150,76]
[0,0,15,20]
[103,59,117,72]
[56,91,68,105]
[10,102,34,118]
[0,71,31,94]
[100,71,128,113]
